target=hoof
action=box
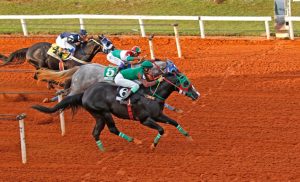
[133,138,142,145]
[174,108,183,113]
[187,136,193,141]
[42,98,50,103]
[150,143,157,150]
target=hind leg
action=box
[27,59,40,80]
[89,111,106,151]
[103,112,141,145]
[140,117,164,149]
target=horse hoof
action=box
[133,138,142,145]
[150,143,156,150]
[174,108,183,113]
[187,136,193,141]
[42,98,50,103]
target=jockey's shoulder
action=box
[124,50,134,56]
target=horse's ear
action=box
[98,34,104,39]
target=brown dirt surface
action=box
[0,35,299,181]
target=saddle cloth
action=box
[104,67,118,81]
[47,44,70,60]
[116,87,130,102]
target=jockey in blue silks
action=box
[55,29,88,59]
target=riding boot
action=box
[117,63,126,72]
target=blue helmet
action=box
[79,29,87,36]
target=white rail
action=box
[0,14,271,39]
[285,16,300,40]
[199,16,272,39]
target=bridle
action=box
[150,72,194,100]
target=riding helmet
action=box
[131,46,141,54]
[141,61,153,68]
[80,29,88,36]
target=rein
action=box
[74,39,103,62]
[149,73,190,100]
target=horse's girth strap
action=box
[127,99,134,120]
[59,60,64,71]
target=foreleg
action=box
[140,117,165,149]
[154,114,192,140]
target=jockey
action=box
[55,29,88,58]
[107,46,143,70]
[114,60,164,102]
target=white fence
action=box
[0,14,272,39]
[285,16,300,39]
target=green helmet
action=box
[141,61,153,68]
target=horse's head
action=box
[149,59,178,78]
[163,66,200,101]
[98,35,115,54]
[80,35,114,55]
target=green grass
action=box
[0,0,300,36]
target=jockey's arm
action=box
[126,56,144,65]
[137,73,158,87]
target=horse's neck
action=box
[142,76,176,101]
[73,43,99,62]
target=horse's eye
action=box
[183,81,189,87]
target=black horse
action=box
[32,70,200,151]
[0,35,114,71]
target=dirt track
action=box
[0,35,299,181]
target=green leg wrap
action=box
[176,125,189,136]
[119,132,133,142]
[154,133,161,144]
[96,140,105,151]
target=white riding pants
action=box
[55,36,76,52]
[114,73,139,93]
[107,52,124,66]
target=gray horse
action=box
[36,60,182,112]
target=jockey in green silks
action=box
[114,60,164,101]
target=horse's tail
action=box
[0,48,28,66]
[32,93,83,114]
[36,66,80,83]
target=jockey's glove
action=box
[157,76,164,82]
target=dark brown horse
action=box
[0,35,114,71]
[32,70,200,151]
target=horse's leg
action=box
[140,117,164,149]
[63,79,72,90]
[154,113,192,141]
[89,112,106,151]
[102,112,142,145]
[27,59,40,80]
[164,103,183,113]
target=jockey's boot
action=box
[117,63,127,72]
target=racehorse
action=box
[35,59,173,96]
[35,59,182,112]
[32,69,200,151]
[0,35,114,71]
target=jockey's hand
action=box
[157,76,164,82]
